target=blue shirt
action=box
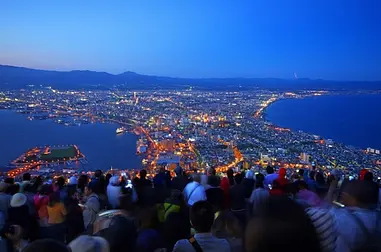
[173,233,231,252]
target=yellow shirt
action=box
[47,202,67,224]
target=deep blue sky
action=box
[0,0,380,80]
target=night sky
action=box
[1,0,380,80]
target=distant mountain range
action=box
[0,64,380,91]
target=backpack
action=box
[351,211,381,252]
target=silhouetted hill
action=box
[0,65,380,91]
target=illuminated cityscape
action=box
[0,88,380,179]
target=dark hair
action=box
[99,216,137,252]
[87,180,100,194]
[190,201,215,233]
[6,184,20,195]
[296,180,308,190]
[24,183,35,193]
[234,173,244,185]
[315,172,325,185]
[266,166,274,174]
[140,169,147,179]
[364,172,374,181]
[163,212,191,251]
[49,192,60,206]
[212,210,243,239]
[23,173,31,181]
[255,173,265,188]
[246,197,321,252]
[94,170,103,178]
[137,207,159,230]
[4,177,14,184]
[77,174,88,192]
[23,239,69,252]
[227,169,235,186]
[343,180,379,207]
[298,169,305,177]
[309,171,316,180]
[207,175,220,187]
[56,176,65,189]
[38,184,53,195]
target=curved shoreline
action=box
[263,93,381,150]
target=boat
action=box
[116,127,126,134]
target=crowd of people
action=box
[0,165,380,252]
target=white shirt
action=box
[183,181,207,206]
[173,233,230,252]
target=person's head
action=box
[212,210,243,239]
[0,182,9,193]
[159,168,166,174]
[139,169,147,179]
[341,180,378,208]
[137,207,159,230]
[227,168,234,178]
[364,172,374,182]
[85,181,99,196]
[48,192,60,206]
[6,184,20,195]
[94,170,103,179]
[315,172,325,185]
[23,173,31,181]
[24,239,70,252]
[255,173,265,188]
[234,173,244,185]
[69,235,109,252]
[175,166,183,176]
[207,167,216,176]
[38,184,53,196]
[245,170,255,180]
[296,180,309,191]
[309,171,316,180]
[97,216,136,252]
[4,177,14,185]
[190,201,215,233]
[56,176,65,189]
[278,168,286,178]
[78,174,89,190]
[359,169,368,181]
[105,173,112,184]
[69,176,78,185]
[298,169,305,177]
[163,212,191,250]
[192,173,201,183]
[266,166,274,174]
[108,176,119,187]
[34,176,43,188]
[207,175,220,187]
[246,197,321,252]
[24,183,35,194]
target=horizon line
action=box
[1,63,380,83]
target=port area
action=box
[6,145,85,177]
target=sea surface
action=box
[0,110,141,171]
[266,94,381,150]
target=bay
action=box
[0,110,141,171]
[266,94,381,150]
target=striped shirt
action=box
[306,207,337,252]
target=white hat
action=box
[69,235,109,252]
[10,193,27,208]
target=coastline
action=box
[263,93,381,150]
